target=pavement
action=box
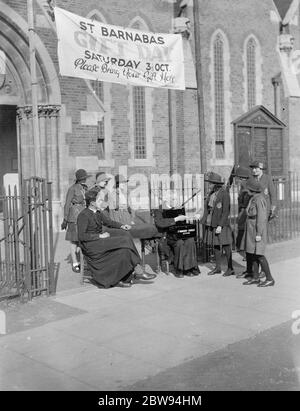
[0,233,300,391]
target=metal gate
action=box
[0,177,55,301]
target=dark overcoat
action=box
[77,208,141,287]
[200,187,232,246]
[63,182,87,222]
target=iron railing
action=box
[0,177,55,301]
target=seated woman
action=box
[77,188,156,288]
[105,174,160,239]
[153,193,200,278]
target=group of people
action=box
[201,160,275,287]
[61,160,276,289]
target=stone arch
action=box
[0,1,63,227]
[129,15,150,30]
[0,0,61,105]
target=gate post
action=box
[47,182,55,295]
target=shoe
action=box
[72,265,80,273]
[175,270,184,278]
[207,268,222,275]
[192,267,201,275]
[184,270,195,277]
[243,279,260,285]
[223,268,235,277]
[134,272,157,281]
[144,264,156,275]
[257,279,275,287]
[118,280,132,288]
[134,264,145,276]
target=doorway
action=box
[0,105,18,200]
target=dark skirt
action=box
[204,225,232,247]
[65,222,78,242]
[80,229,141,288]
[159,236,197,271]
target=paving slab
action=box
[0,237,299,391]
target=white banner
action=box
[54,7,185,90]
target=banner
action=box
[54,7,185,90]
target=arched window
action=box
[132,20,146,159]
[128,18,154,166]
[246,37,257,110]
[213,33,225,159]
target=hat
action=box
[235,165,251,179]
[115,174,129,186]
[96,172,111,183]
[85,188,99,203]
[75,169,91,181]
[245,178,262,193]
[204,171,224,185]
[249,160,265,170]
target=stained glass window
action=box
[133,86,146,159]
[132,19,147,159]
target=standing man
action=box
[201,172,234,277]
[242,179,275,287]
[249,161,276,220]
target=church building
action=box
[0,0,299,227]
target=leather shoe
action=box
[192,267,201,275]
[223,268,235,277]
[207,267,222,275]
[257,279,275,287]
[243,278,260,285]
[134,272,157,281]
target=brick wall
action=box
[4,0,299,191]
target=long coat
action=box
[200,187,232,246]
[77,208,141,287]
[242,193,268,255]
[63,182,87,222]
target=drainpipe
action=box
[193,0,207,173]
[272,76,281,119]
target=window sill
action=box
[128,158,156,167]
